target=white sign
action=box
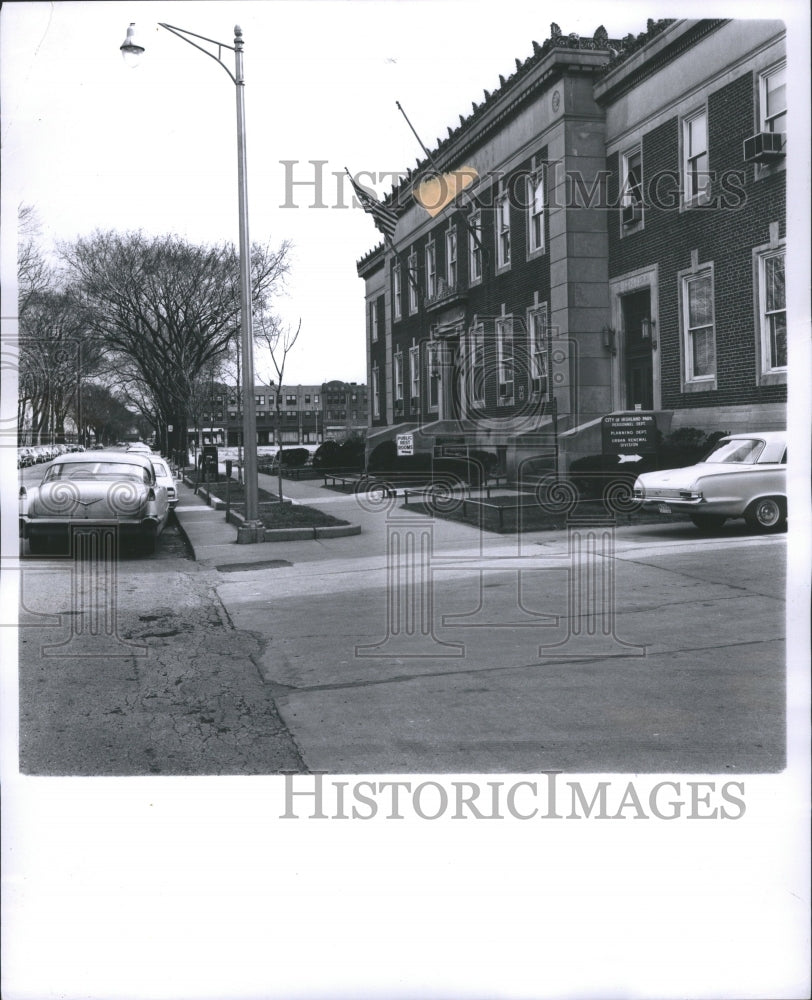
[396,433,414,457]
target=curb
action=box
[227,508,362,543]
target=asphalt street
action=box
[15,470,787,775]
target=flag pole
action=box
[395,100,486,257]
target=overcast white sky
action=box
[2,0,677,386]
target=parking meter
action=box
[202,445,218,482]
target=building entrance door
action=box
[622,290,653,410]
[437,338,460,421]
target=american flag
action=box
[346,168,398,244]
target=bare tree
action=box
[255,313,301,501]
[59,230,291,459]
[18,287,104,443]
[17,204,51,319]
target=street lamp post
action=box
[120,22,262,535]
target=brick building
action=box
[357,18,787,480]
[193,380,368,448]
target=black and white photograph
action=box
[2,1,809,998]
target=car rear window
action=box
[45,462,150,483]
[704,439,765,464]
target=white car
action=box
[149,456,178,509]
[125,441,153,454]
[633,431,787,533]
[20,451,170,554]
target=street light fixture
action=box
[120,22,263,538]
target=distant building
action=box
[191,380,368,447]
[321,380,369,440]
[357,18,786,480]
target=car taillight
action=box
[147,487,156,501]
[19,486,27,499]
[679,490,703,501]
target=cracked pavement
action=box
[17,521,305,774]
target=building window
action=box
[495,188,511,268]
[683,110,710,205]
[409,345,420,404]
[304,395,311,404]
[496,318,514,402]
[314,394,319,405]
[761,62,787,135]
[621,147,643,228]
[372,364,380,418]
[369,299,378,342]
[758,248,787,371]
[527,167,545,253]
[408,252,419,313]
[682,270,715,381]
[467,327,486,408]
[427,343,440,411]
[393,351,404,403]
[425,241,437,300]
[469,210,483,283]
[286,394,297,406]
[255,395,264,406]
[527,305,549,397]
[393,263,402,320]
[446,228,457,288]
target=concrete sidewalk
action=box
[173,471,490,568]
[172,480,248,566]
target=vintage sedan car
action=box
[149,456,178,509]
[633,431,787,533]
[19,451,169,554]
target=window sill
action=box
[758,369,787,386]
[681,378,717,394]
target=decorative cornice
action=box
[595,20,728,103]
[356,242,386,276]
[383,24,625,212]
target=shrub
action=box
[280,447,310,468]
[312,440,341,470]
[337,436,365,471]
[659,428,728,468]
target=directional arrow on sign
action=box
[617,454,643,464]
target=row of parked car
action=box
[19,442,178,556]
[17,443,87,467]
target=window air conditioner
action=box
[743,132,785,163]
